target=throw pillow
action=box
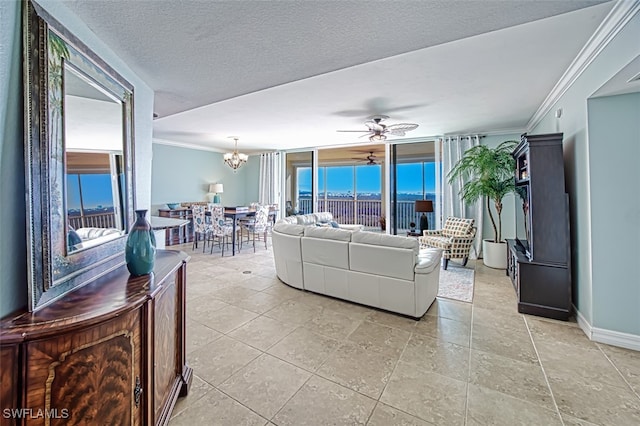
[67,228,82,248]
[330,221,340,228]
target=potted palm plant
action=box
[447,140,518,269]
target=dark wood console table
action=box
[158,208,194,246]
[0,250,192,425]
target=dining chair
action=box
[239,205,271,252]
[191,205,212,252]
[210,205,236,256]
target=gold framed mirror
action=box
[24,0,135,311]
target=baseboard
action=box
[574,305,640,351]
[575,306,593,338]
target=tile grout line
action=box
[522,315,566,426]
[365,325,426,425]
[463,262,477,426]
[595,342,640,402]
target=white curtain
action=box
[258,152,281,212]
[441,135,483,259]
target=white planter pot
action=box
[482,239,507,269]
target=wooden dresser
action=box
[0,250,192,425]
[158,208,193,246]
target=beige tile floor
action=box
[169,239,640,426]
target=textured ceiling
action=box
[60,0,615,152]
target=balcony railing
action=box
[297,198,435,231]
[68,212,117,229]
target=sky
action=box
[67,174,114,210]
[298,162,437,195]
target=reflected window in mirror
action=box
[63,64,127,253]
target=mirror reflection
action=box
[63,65,126,253]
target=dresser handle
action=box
[134,376,143,407]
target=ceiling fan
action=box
[337,115,419,142]
[352,152,380,165]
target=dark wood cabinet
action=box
[508,133,572,320]
[0,250,192,425]
[158,208,193,246]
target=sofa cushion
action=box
[296,214,317,226]
[441,217,474,237]
[302,226,350,269]
[273,222,305,236]
[313,212,334,223]
[304,226,352,242]
[278,216,298,225]
[338,224,364,231]
[349,243,416,281]
[351,231,419,252]
[75,227,121,240]
[420,235,451,250]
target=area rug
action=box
[437,263,475,303]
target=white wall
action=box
[0,0,153,316]
[532,10,640,342]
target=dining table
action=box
[211,207,277,256]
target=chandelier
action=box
[224,137,248,172]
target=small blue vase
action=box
[125,209,157,276]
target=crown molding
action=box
[153,138,226,153]
[153,138,264,155]
[527,0,640,131]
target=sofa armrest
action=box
[415,248,442,274]
[422,230,442,236]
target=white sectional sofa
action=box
[272,222,442,318]
[279,212,364,231]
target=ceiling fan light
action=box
[369,134,386,142]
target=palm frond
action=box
[447,140,518,242]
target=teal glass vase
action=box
[125,209,157,276]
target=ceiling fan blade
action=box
[336,130,370,133]
[386,123,419,133]
[386,130,406,136]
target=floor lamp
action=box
[415,200,433,234]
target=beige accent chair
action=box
[420,217,476,270]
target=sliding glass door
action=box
[317,146,385,229]
[389,141,441,235]
[284,151,314,216]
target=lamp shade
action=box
[209,183,224,194]
[415,200,433,213]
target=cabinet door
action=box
[23,309,144,426]
[0,345,18,426]
[152,275,180,424]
